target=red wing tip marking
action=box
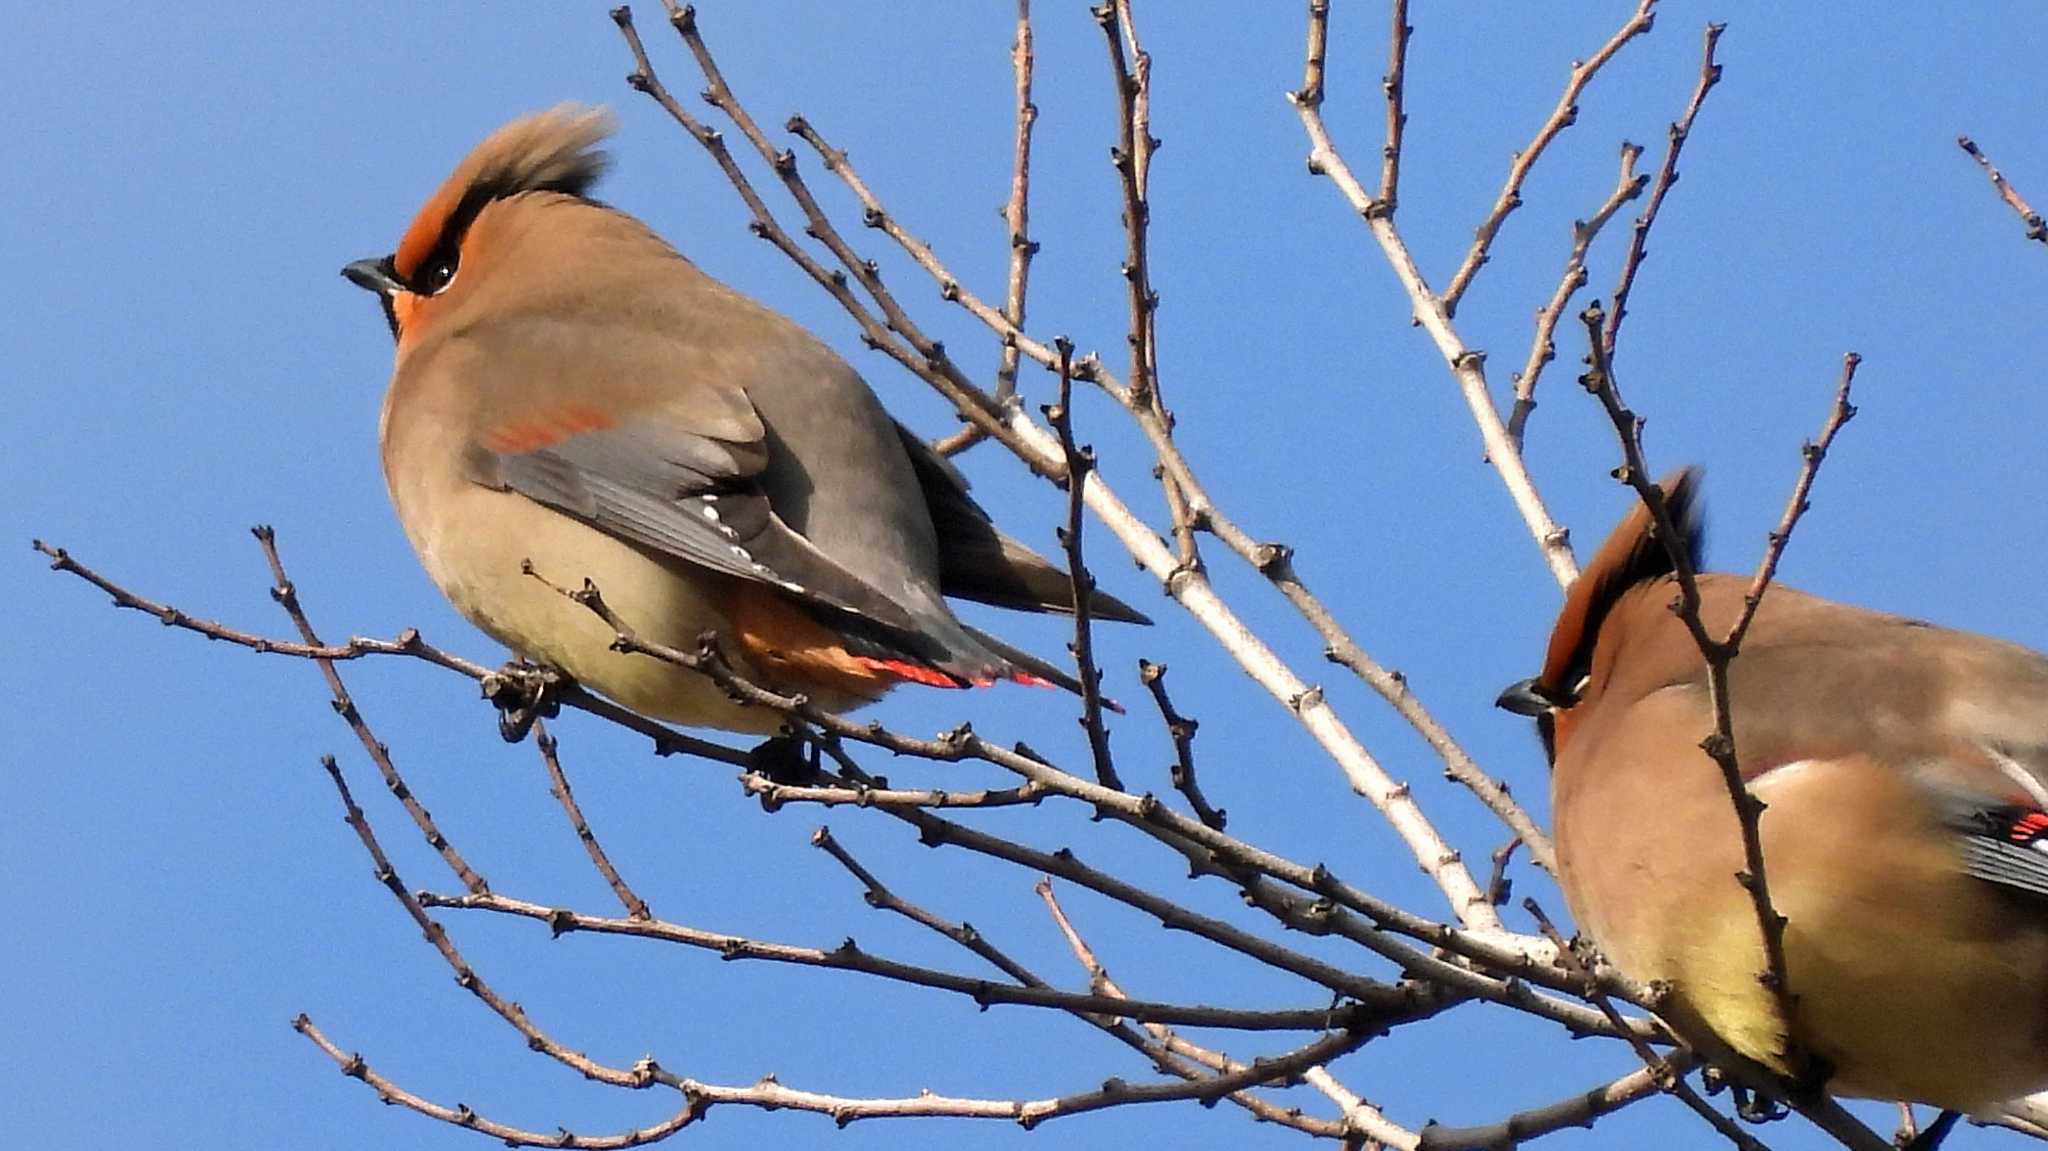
[857,658,967,689]
[2009,811,2048,843]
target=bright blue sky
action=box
[9,4,2046,1149]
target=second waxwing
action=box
[1499,468,2048,1120]
[344,107,1147,736]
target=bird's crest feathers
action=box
[1538,467,1704,701]
[393,105,614,286]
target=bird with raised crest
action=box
[343,107,1147,750]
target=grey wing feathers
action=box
[1960,836,2048,900]
[484,422,926,636]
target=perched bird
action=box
[344,107,1145,737]
[1499,468,2048,1118]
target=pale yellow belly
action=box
[1557,715,2048,1111]
[402,479,828,735]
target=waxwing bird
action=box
[1498,467,2048,1121]
[344,106,1147,738]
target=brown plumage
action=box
[344,107,1147,735]
[1504,468,2048,1114]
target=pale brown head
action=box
[342,105,614,351]
[1496,467,1704,759]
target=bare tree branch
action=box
[525,565,1605,1017]
[937,0,1041,459]
[30,537,754,767]
[1578,303,1863,1118]
[534,719,651,920]
[620,5,1507,930]
[1047,336,1122,789]
[1441,0,1657,315]
[311,755,646,1088]
[1138,659,1224,832]
[1508,142,1647,450]
[1415,1057,1685,1151]
[1605,22,1724,359]
[1032,878,1364,1136]
[1957,135,2048,245]
[255,527,490,895]
[817,833,1349,1135]
[294,1016,698,1148]
[1291,0,1580,589]
[1098,0,1200,568]
[1378,0,1409,212]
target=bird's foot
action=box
[480,660,566,743]
[1779,1050,1837,1111]
[747,733,822,784]
[1700,1066,1790,1125]
[1732,1085,1789,1124]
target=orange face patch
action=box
[394,186,463,286]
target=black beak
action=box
[1494,677,1555,717]
[342,256,403,297]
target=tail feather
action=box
[937,523,1154,625]
[895,420,1154,625]
[960,623,1126,713]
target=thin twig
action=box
[1508,142,1647,450]
[1033,882,1374,1134]
[1138,659,1224,831]
[670,1024,1369,1130]
[30,537,753,766]
[1048,336,1121,789]
[1032,878,1373,1137]
[1722,353,1861,653]
[1416,1058,1685,1150]
[314,756,646,1087]
[419,887,1392,1033]
[1484,836,1521,908]
[1441,0,1657,315]
[1378,0,1409,212]
[613,6,1046,473]
[935,0,1040,459]
[1605,22,1723,358]
[998,0,1040,406]
[813,832,1345,1136]
[1957,136,2048,244]
[1099,0,1201,569]
[254,527,489,894]
[815,826,1052,991]
[534,719,650,920]
[743,775,1048,812]
[303,1002,1354,1135]
[294,1016,697,1148]
[1291,0,1580,589]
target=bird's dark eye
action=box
[419,252,459,295]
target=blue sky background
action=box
[9,4,2047,1148]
